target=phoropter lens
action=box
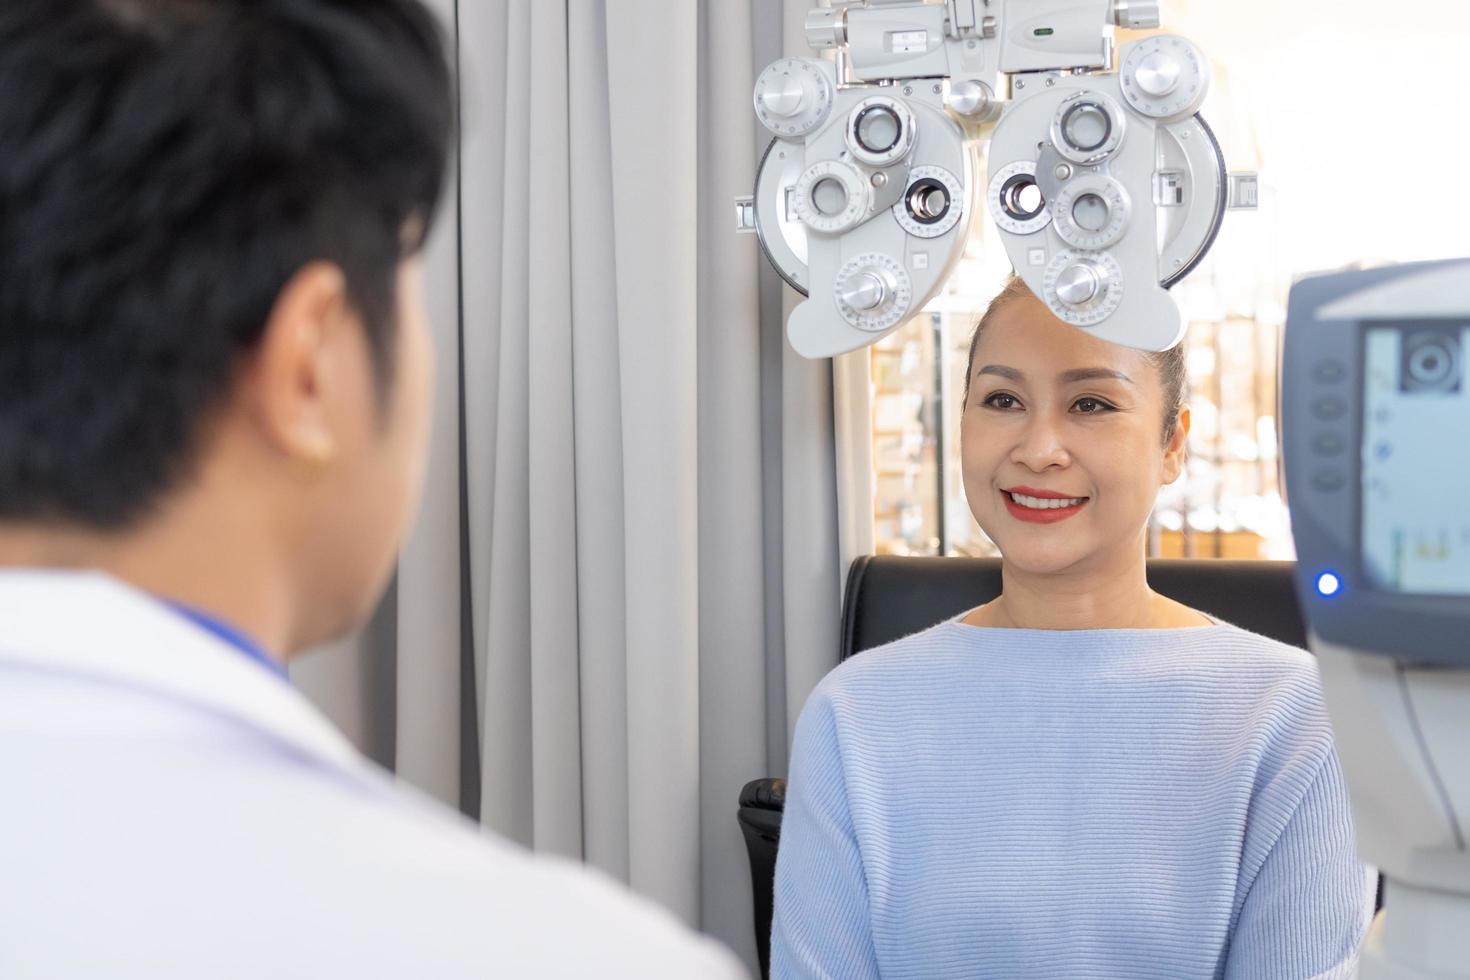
[1072,192,1110,232]
[810,177,849,216]
[905,178,951,224]
[999,173,1045,221]
[1061,102,1111,153]
[854,105,902,154]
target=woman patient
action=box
[770,276,1373,979]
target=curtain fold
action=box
[567,0,633,882]
[524,0,584,861]
[297,1,847,972]
[391,0,466,806]
[698,0,779,955]
[604,0,705,916]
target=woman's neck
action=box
[965,539,1209,631]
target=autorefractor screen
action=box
[1361,322,1470,594]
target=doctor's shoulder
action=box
[360,779,750,978]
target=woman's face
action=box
[960,293,1189,577]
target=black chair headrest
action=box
[840,556,1308,660]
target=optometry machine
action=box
[736,0,1258,358]
[1283,259,1470,980]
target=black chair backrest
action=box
[841,556,1308,658]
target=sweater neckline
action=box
[940,610,1231,638]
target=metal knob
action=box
[840,271,888,312]
[760,77,807,118]
[947,79,995,118]
[805,8,846,50]
[1111,0,1161,29]
[1055,263,1101,306]
[1134,51,1181,96]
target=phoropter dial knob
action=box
[834,253,913,332]
[1043,250,1124,327]
[753,59,834,138]
[947,79,997,120]
[840,271,889,312]
[1120,35,1210,122]
[1110,0,1161,29]
[1135,52,1181,96]
[1055,262,1102,306]
[804,7,846,50]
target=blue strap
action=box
[165,601,289,682]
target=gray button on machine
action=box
[1314,360,1347,384]
[1312,397,1346,420]
[1312,432,1345,456]
[1312,469,1346,491]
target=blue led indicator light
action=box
[1316,572,1341,597]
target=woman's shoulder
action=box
[810,619,977,703]
[1177,620,1338,755]
[1186,618,1323,686]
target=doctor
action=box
[0,2,744,978]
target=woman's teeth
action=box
[1008,491,1086,510]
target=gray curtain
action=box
[293,1,842,972]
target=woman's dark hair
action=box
[0,0,453,529]
[962,274,1188,445]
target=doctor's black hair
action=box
[961,273,1189,446]
[0,0,453,529]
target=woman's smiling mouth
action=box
[1002,486,1090,524]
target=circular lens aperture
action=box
[811,177,849,216]
[987,160,1052,236]
[855,105,902,153]
[845,96,917,167]
[1000,174,1045,221]
[1062,102,1111,152]
[1072,192,1110,232]
[894,165,965,240]
[792,159,870,234]
[905,179,951,224]
[1049,91,1127,165]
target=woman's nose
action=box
[1010,412,1071,471]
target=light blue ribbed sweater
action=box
[771,619,1373,980]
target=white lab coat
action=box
[0,571,746,979]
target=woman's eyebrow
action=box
[975,365,1133,385]
[1059,367,1133,384]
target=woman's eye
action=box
[983,393,1020,410]
[1073,397,1115,414]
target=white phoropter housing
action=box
[736,0,1258,358]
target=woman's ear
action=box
[1161,405,1191,485]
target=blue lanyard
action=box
[166,601,289,682]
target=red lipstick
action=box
[1001,486,1089,525]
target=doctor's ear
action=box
[1161,405,1191,486]
[243,262,358,467]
